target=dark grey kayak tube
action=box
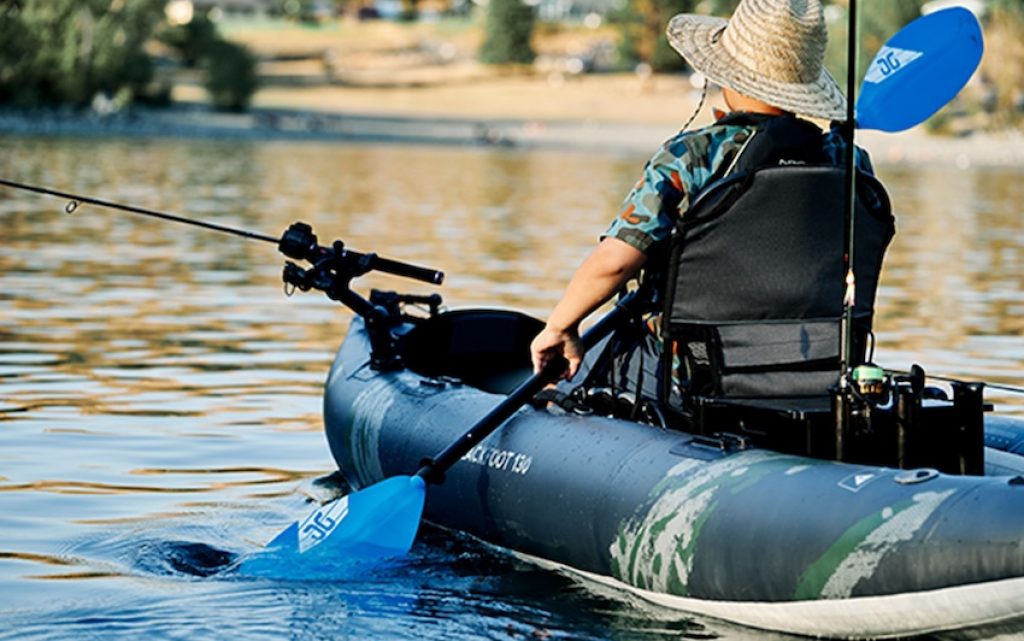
[324,313,1024,638]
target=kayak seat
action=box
[663,164,894,401]
[398,309,544,395]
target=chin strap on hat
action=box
[678,76,709,135]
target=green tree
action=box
[0,3,40,106]
[156,8,260,113]
[478,0,536,65]
[651,0,696,72]
[985,1,1024,122]
[0,0,164,108]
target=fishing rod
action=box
[838,0,860,384]
[888,370,1024,397]
[830,3,988,459]
[0,177,445,286]
[0,177,279,244]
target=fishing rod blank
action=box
[890,371,1024,397]
[0,177,279,244]
[0,177,444,285]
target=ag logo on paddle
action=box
[864,46,923,84]
[298,496,349,553]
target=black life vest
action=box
[662,114,895,399]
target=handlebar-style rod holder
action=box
[278,221,444,371]
[278,222,444,285]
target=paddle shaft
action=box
[417,291,641,483]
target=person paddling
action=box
[530,0,888,406]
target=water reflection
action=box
[0,135,1022,640]
[876,164,1024,403]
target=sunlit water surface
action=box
[1,136,1022,640]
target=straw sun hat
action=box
[667,0,847,120]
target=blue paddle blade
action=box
[856,7,983,133]
[239,475,427,576]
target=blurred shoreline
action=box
[3,97,1023,170]
[0,102,682,154]
[3,12,1021,169]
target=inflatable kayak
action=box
[323,306,1024,640]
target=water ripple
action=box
[0,137,1020,641]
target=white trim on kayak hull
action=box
[525,552,1024,639]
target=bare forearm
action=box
[531,238,646,378]
[545,238,647,332]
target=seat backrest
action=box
[663,164,894,398]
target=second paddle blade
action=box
[857,6,983,133]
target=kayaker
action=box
[530,0,887,405]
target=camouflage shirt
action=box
[604,115,874,254]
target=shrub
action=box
[0,0,164,108]
[156,12,221,69]
[203,40,260,112]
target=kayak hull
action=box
[325,315,1024,639]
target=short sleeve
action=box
[603,140,693,254]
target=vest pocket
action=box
[673,319,842,398]
[716,320,838,369]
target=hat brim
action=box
[667,14,847,121]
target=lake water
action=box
[1,135,1022,640]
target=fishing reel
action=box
[847,363,950,409]
[278,221,323,264]
[833,361,986,474]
